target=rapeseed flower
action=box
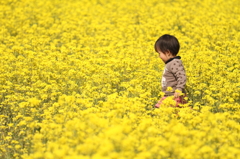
[0,0,239,158]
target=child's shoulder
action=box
[173,58,182,62]
[166,59,184,71]
[167,58,183,66]
[173,59,183,65]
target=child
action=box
[154,34,187,108]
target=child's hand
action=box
[174,90,182,98]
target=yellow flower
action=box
[166,86,173,92]
[28,98,41,107]
[1,0,239,158]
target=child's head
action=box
[154,34,180,56]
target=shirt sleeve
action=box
[169,60,187,92]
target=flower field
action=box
[0,0,240,158]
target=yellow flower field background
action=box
[0,0,240,158]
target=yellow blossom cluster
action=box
[0,0,240,158]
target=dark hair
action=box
[154,34,180,56]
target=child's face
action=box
[156,49,174,63]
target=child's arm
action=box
[170,60,187,97]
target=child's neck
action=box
[166,54,175,60]
[165,56,180,64]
